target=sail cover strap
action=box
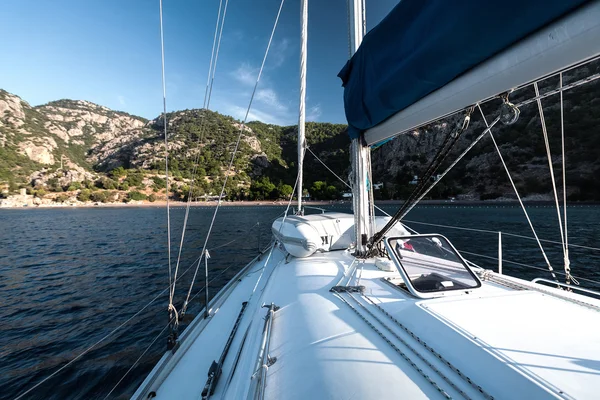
[338,0,590,139]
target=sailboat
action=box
[131,0,600,399]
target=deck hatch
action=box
[385,235,481,299]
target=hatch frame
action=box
[384,234,482,299]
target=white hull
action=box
[133,215,600,399]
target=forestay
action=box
[338,0,590,141]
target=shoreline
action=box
[2,199,599,209]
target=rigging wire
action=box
[370,107,475,249]
[203,0,224,109]
[399,114,500,219]
[534,82,568,275]
[159,0,174,319]
[513,70,600,109]
[306,146,350,189]
[460,250,600,288]
[181,0,287,315]
[12,210,283,400]
[477,104,559,283]
[306,145,392,217]
[372,58,600,148]
[402,219,600,252]
[559,73,573,285]
[171,0,230,316]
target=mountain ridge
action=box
[2,69,600,206]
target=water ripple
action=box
[1,205,599,399]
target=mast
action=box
[348,0,372,256]
[297,0,308,214]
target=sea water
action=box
[1,204,599,399]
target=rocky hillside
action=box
[0,89,152,184]
[1,59,600,205]
[372,60,600,201]
[0,89,349,203]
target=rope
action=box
[207,222,259,252]
[203,0,223,109]
[534,83,568,276]
[371,108,474,249]
[17,214,279,399]
[306,146,349,188]
[13,212,277,400]
[513,71,600,109]
[333,292,452,399]
[282,147,305,225]
[182,0,286,315]
[12,262,192,400]
[171,0,230,315]
[477,105,559,283]
[158,0,174,318]
[400,114,500,219]
[361,294,493,399]
[559,73,574,286]
[102,319,174,400]
[369,56,600,149]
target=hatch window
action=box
[386,235,480,297]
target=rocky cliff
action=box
[371,61,600,201]
[1,64,600,204]
[0,90,153,184]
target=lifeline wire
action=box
[103,319,174,399]
[12,212,277,400]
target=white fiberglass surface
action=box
[262,251,458,400]
[147,249,285,400]
[388,235,480,293]
[424,291,600,399]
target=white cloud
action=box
[307,104,322,121]
[117,95,126,107]
[223,102,288,126]
[255,88,288,113]
[269,38,290,68]
[232,63,258,86]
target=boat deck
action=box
[133,245,600,399]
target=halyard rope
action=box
[333,292,452,399]
[370,107,475,250]
[360,293,494,399]
[306,145,392,217]
[400,114,500,219]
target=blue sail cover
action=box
[338,0,590,139]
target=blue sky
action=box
[0,0,397,125]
